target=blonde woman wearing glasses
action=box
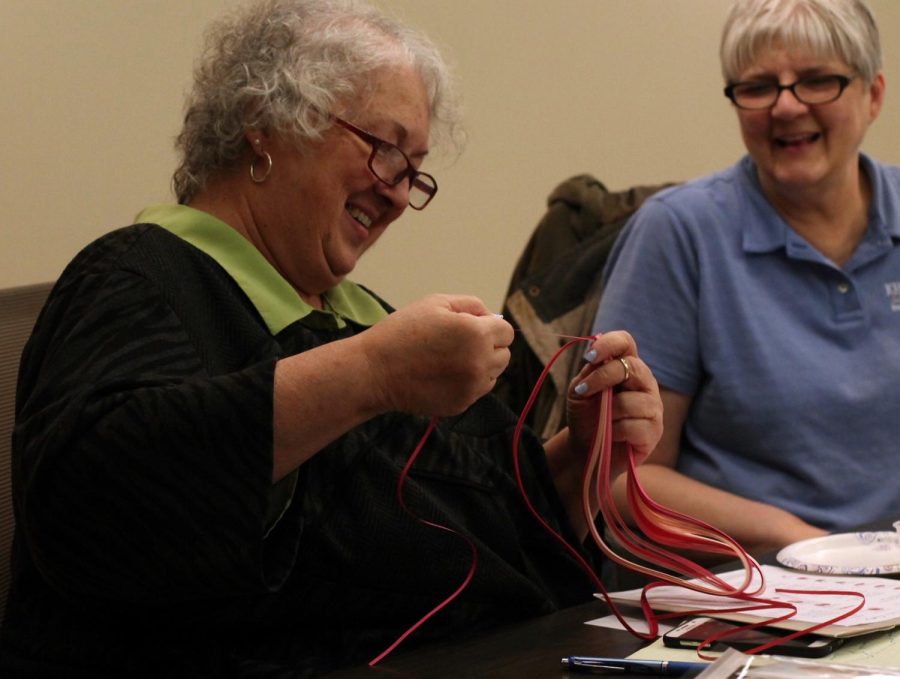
[594,0,896,556]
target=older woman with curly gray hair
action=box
[2,0,662,676]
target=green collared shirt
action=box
[135,204,387,333]
[135,204,388,532]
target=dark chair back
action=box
[0,282,52,627]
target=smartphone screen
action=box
[662,617,844,658]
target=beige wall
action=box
[3,0,900,312]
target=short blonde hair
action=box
[720,0,881,84]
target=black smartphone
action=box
[662,616,844,658]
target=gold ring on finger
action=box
[618,357,631,384]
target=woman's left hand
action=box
[566,331,662,476]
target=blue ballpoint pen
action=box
[561,656,710,676]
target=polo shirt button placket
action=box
[831,277,864,324]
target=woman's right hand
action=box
[362,294,514,417]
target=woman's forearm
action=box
[612,464,828,554]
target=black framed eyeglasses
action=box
[332,117,437,210]
[724,74,854,110]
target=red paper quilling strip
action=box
[368,417,479,667]
[371,333,866,666]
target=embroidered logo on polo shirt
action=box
[886,281,900,311]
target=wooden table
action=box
[327,518,897,677]
[326,598,658,678]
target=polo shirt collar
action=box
[739,153,900,256]
[864,152,900,242]
[135,204,387,335]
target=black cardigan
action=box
[2,224,594,678]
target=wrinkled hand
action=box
[566,331,662,476]
[363,294,513,417]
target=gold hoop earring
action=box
[250,151,272,183]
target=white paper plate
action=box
[777,522,900,575]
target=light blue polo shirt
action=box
[135,204,389,530]
[592,154,900,531]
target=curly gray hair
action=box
[720,0,881,85]
[173,0,463,203]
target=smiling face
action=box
[734,46,884,201]
[246,63,431,300]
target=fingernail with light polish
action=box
[574,381,588,395]
[583,349,597,363]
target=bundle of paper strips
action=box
[606,565,900,638]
